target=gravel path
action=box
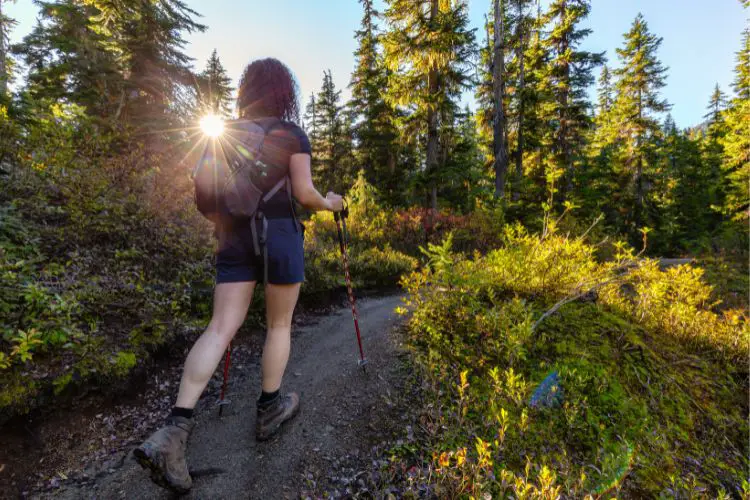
[42,294,407,499]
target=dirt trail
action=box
[41,294,406,499]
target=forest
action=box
[0,0,748,497]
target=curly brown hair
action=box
[237,58,300,123]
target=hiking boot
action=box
[256,392,300,441]
[133,416,195,493]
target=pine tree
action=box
[596,64,614,114]
[655,117,711,252]
[582,64,622,228]
[198,49,233,117]
[382,0,476,209]
[704,83,728,125]
[311,70,352,193]
[698,86,728,220]
[719,27,750,221]
[348,0,399,202]
[513,0,551,210]
[303,92,317,140]
[543,0,603,200]
[508,0,535,201]
[612,13,670,232]
[14,1,123,117]
[476,3,511,201]
[732,27,750,100]
[440,106,484,210]
[81,0,206,131]
[0,0,16,98]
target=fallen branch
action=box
[530,258,644,333]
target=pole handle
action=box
[333,198,349,222]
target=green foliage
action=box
[197,49,233,117]
[382,0,476,208]
[306,70,355,194]
[302,175,418,292]
[542,0,603,200]
[348,0,402,204]
[0,105,216,417]
[397,229,748,497]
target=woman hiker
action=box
[132,58,344,493]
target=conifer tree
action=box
[655,117,710,252]
[15,1,123,117]
[476,3,511,200]
[0,0,16,98]
[596,64,614,114]
[303,93,317,139]
[349,0,399,202]
[508,0,535,201]
[80,0,206,130]
[440,106,484,210]
[310,70,352,193]
[543,0,603,199]
[612,13,670,232]
[719,27,750,221]
[704,83,728,125]
[382,0,475,209]
[198,49,233,117]
[581,64,622,227]
[513,0,551,208]
[732,27,750,100]
[698,86,728,218]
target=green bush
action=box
[302,175,417,292]
[0,104,216,418]
[0,117,419,419]
[397,228,749,498]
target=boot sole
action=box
[133,446,190,495]
[256,403,301,442]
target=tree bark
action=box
[492,0,509,200]
[0,1,7,97]
[512,0,525,202]
[559,0,572,198]
[426,0,440,210]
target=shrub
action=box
[302,176,417,293]
[397,228,748,498]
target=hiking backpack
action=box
[192,118,299,283]
[192,118,290,221]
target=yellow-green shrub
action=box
[397,229,748,498]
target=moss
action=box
[0,371,39,415]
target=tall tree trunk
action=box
[512,0,525,201]
[635,86,644,227]
[426,0,440,210]
[0,1,7,97]
[492,0,509,200]
[559,0,572,198]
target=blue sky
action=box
[6,1,748,127]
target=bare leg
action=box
[175,281,256,409]
[261,283,301,392]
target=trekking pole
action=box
[333,201,368,372]
[218,342,231,416]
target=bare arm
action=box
[289,153,343,212]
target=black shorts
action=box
[215,218,305,284]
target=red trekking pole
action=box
[334,201,368,372]
[218,342,231,415]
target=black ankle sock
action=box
[170,406,194,419]
[258,390,279,407]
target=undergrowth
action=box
[0,109,416,420]
[395,226,749,498]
